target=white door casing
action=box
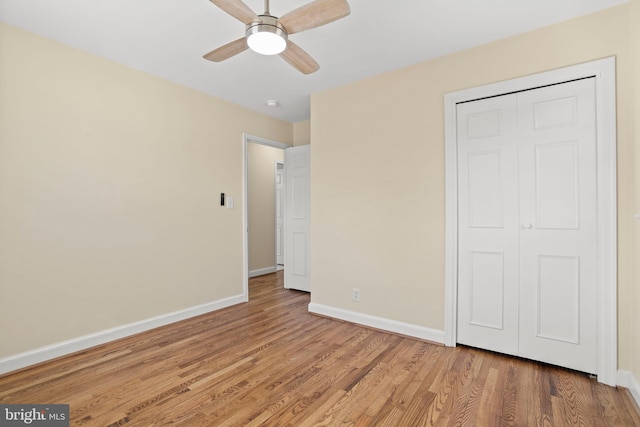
[285,145,311,292]
[444,58,617,385]
[276,162,285,267]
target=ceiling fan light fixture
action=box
[205,0,350,74]
[246,16,288,55]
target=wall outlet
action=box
[352,288,360,302]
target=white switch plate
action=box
[226,196,234,209]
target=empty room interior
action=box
[1,0,640,425]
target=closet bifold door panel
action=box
[516,79,597,374]
[456,93,520,357]
[456,78,598,375]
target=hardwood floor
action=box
[1,271,639,426]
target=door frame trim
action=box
[443,57,617,385]
[242,133,291,300]
[275,160,285,269]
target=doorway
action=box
[443,58,617,385]
[243,134,289,299]
[242,134,311,297]
[246,141,285,278]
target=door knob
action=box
[521,223,533,229]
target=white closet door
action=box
[456,78,598,374]
[517,78,597,374]
[456,94,520,356]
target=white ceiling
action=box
[0,0,628,123]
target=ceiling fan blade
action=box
[279,0,350,35]
[280,41,319,74]
[209,0,257,24]
[203,38,248,62]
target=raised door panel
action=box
[467,151,504,228]
[535,141,580,229]
[291,232,307,276]
[536,255,580,344]
[292,175,307,219]
[469,251,505,330]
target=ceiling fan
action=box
[203,0,350,74]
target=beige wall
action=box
[631,0,640,383]
[311,4,638,371]
[0,23,292,358]
[293,120,311,146]
[248,143,283,272]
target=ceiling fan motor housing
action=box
[246,15,288,55]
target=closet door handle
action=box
[521,223,533,229]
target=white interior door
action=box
[284,145,311,292]
[456,78,598,374]
[275,162,285,267]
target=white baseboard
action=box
[617,370,640,408]
[0,294,246,376]
[308,303,446,344]
[249,266,277,278]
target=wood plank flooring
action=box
[1,271,639,426]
